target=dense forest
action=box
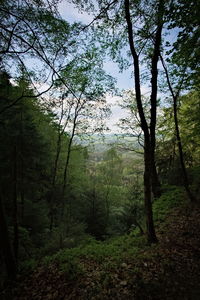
[0,0,200,299]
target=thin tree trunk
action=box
[61,94,84,213]
[0,194,17,280]
[59,132,74,248]
[20,174,24,220]
[59,100,80,247]
[105,187,110,227]
[160,55,196,202]
[124,0,158,243]
[62,135,73,200]
[20,108,25,220]
[151,162,161,198]
[13,145,19,264]
[49,99,72,232]
[134,220,144,235]
[49,131,62,232]
[149,0,164,199]
[49,100,64,232]
[144,145,157,243]
[173,96,195,202]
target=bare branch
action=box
[116,143,143,155]
[78,0,118,33]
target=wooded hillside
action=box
[0,0,199,299]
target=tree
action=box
[160,55,196,202]
[0,194,17,281]
[0,0,116,249]
[46,52,114,246]
[97,147,123,227]
[70,0,165,243]
[0,72,57,272]
[123,0,164,243]
[157,1,200,202]
[165,0,200,89]
[156,91,200,191]
[0,0,91,113]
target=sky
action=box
[56,1,176,133]
[57,1,134,88]
[58,1,134,133]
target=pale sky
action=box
[57,1,163,134]
[57,1,137,133]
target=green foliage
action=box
[179,92,200,165]
[19,259,37,275]
[42,250,84,280]
[59,259,83,280]
[1,0,200,289]
[0,74,94,279]
[153,186,185,223]
[42,231,148,274]
[0,75,54,247]
[157,91,200,186]
[166,0,200,88]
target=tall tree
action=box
[51,53,114,246]
[156,91,200,191]
[124,0,164,243]
[0,0,88,112]
[0,72,56,270]
[165,0,200,89]
[160,56,196,202]
[157,0,200,201]
[0,194,17,280]
[70,0,164,243]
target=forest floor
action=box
[4,200,200,300]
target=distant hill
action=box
[79,133,143,162]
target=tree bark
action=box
[124,0,159,243]
[0,194,17,280]
[49,99,72,232]
[160,55,196,202]
[144,145,157,242]
[151,162,161,198]
[13,145,19,264]
[20,107,25,220]
[173,96,195,202]
[149,0,164,199]
[133,219,144,235]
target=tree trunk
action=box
[173,96,196,202]
[49,131,62,232]
[0,195,17,280]
[149,0,164,199]
[134,220,144,235]
[13,145,19,264]
[20,108,25,220]
[151,159,161,198]
[49,98,70,232]
[144,145,158,243]
[124,0,158,243]
[160,55,196,202]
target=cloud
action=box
[105,85,152,133]
[106,94,127,132]
[58,2,93,24]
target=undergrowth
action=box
[153,186,185,223]
[36,186,185,277]
[21,186,186,280]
